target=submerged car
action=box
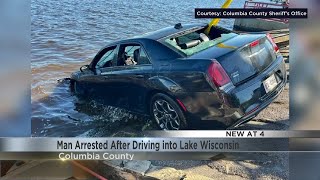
[70,23,287,130]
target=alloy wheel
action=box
[153,99,180,130]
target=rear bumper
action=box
[227,76,287,129]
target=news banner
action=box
[0,130,319,160]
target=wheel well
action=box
[145,90,171,113]
[145,90,185,114]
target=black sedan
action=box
[70,23,287,130]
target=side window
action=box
[138,48,151,65]
[117,44,151,66]
[95,46,116,69]
[125,46,140,57]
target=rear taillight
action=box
[208,61,231,87]
[250,39,260,47]
[266,33,279,53]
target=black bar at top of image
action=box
[195,8,308,19]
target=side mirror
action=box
[80,65,90,72]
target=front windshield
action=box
[95,49,116,68]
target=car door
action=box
[111,43,153,113]
[81,45,118,103]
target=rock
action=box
[104,160,128,168]
[125,160,152,175]
[146,166,186,180]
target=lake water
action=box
[31,0,268,137]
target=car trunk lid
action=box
[190,34,278,85]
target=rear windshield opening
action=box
[163,26,237,56]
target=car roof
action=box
[100,23,208,59]
[135,23,207,40]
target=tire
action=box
[150,93,187,130]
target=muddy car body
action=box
[70,23,287,130]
